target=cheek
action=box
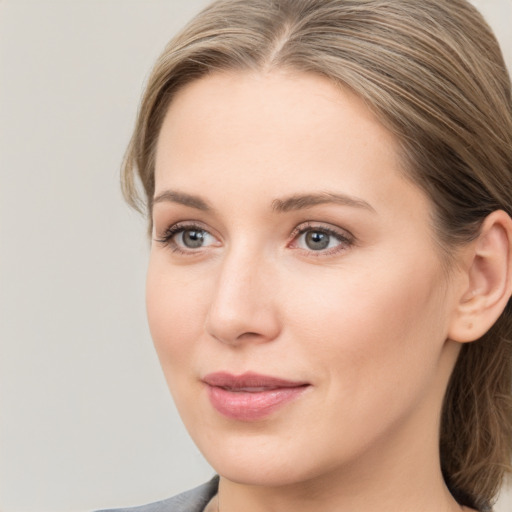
[146,254,210,371]
[283,255,449,391]
[277,257,450,456]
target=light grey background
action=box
[1,1,511,511]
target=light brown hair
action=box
[122,1,512,509]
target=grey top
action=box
[97,476,219,512]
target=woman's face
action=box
[148,71,464,487]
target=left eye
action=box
[293,227,350,252]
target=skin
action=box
[147,70,477,512]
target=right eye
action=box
[175,228,213,249]
[155,223,219,253]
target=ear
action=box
[448,210,512,343]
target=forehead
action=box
[157,70,396,156]
[154,70,430,224]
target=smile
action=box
[202,372,310,421]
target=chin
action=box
[192,428,338,488]
[213,459,312,488]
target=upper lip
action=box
[202,371,309,390]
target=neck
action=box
[217,447,467,512]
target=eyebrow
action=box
[152,189,375,214]
[152,190,212,211]
[271,192,376,213]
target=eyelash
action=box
[155,221,354,257]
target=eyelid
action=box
[290,221,354,241]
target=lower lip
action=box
[206,385,309,421]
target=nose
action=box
[205,247,281,346]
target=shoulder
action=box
[96,476,219,512]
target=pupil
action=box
[183,230,205,248]
[306,231,329,250]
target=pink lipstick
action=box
[203,372,310,421]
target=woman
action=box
[101,0,512,511]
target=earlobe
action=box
[448,210,512,343]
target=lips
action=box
[202,372,310,421]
